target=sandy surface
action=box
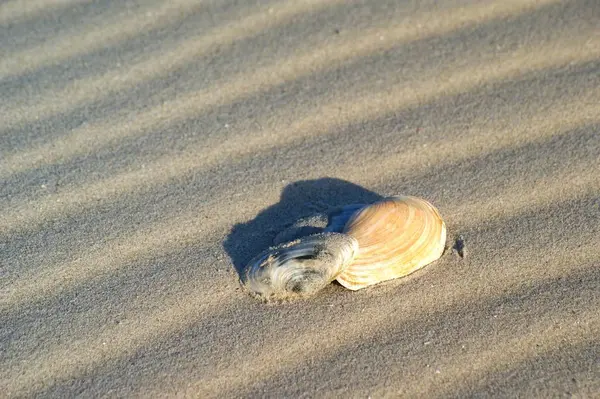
[1,0,599,397]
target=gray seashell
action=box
[242,232,358,300]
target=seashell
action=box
[241,195,446,298]
[336,196,446,290]
[242,232,358,300]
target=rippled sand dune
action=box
[1,0,599,397]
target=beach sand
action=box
[1,0,599,397]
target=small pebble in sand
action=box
[453,235,466,258]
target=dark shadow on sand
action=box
[223,178,383,277]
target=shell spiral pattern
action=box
[241,195,446,299]
[242,232,358,300]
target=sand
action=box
[1,0,599,397]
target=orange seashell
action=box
[336,196,446,290]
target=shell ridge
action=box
[243,232,358,299]
[336,196,446,290]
